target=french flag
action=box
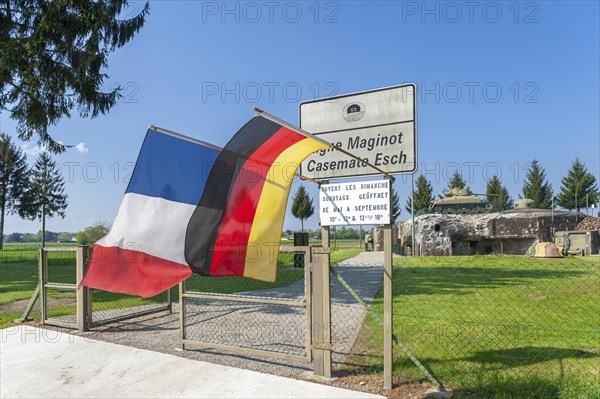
[80,127,220,297]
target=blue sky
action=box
[3,0,599,233]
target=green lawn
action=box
[0,245,361,327]
[358,256,600,399]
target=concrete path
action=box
[0,325,384,399]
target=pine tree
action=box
[1,1,150,153]
[21,153,68,247]
[291,185,314,232]
[0,133,30,249]
[391,187,401,222]
[406,175,434,214]
[486,175,513,212]
[557,158,598,212]
[445,171,472,195]
[521,160,553,209]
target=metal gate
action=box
[38,247,80,328]
[179,246,316,363]
[38,246,172,331]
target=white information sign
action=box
[300,84,417,180]
[320,179,391,226]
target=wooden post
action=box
[311,180,332,376]
[179,281,186,350]
[311,246,331,378]
[39,248,47,323]
[305,246,313,362]
[76,246,91,332]
[384,224,394,390]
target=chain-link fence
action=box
[390,255,600,399]
[42,248,78,327]
[0,244,172,329]
[325,253,599,399]
[89,289,172,328]
[0,244,79,326]
[181,247,310,361]
[0,244,40,325]
[330,254,384,377]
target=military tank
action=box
[514,198,535,209]
[428,188,492,214]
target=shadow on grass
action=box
[451,374,600,399]
[387,346,599,398]
[462,346,598,369]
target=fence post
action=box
[39,248,47,323]
[384,224,394,390]
[305,246,313,363]
[179,280,186,350]
[311,246,332,378]
[76,246,91,332]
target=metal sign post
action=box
[383,221,393,390]
[379,179,393,390]
[311,245,332,377]
[311,180,332,378]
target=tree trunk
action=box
[0,202,4,250]
[301,219,304,232]
[42,209,46,248]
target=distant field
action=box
[357,255,600,399]
[2,242,76,248]
[0,245,361,328]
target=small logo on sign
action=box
[343,102,365,122]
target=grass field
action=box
[359,255,600,399]
[0,244,361,328]
[3,245,598,398]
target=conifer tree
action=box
[521,160,553,209]
[406,175,434,214]
[445,171,472,195]
[21,153,68,246]
[486,175,513,212]
[391,187,401,222]
[291,185,314,232]
[557,158,598,212]
[0,133,30,249]
[1,1,150,152]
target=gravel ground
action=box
[48,252,385,379]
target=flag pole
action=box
[149,124,322,185]
[149,125,222,151]
[253,108,395,181]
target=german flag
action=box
[184,115,329,282]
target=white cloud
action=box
[74,142,89,153]
[21,143,44,157]
[20,141,88,156]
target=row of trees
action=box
[283,227,367,240]
[3,222,109,246]
[3,231,74,243]
[0,134,68,249]
[405,159,598,214]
